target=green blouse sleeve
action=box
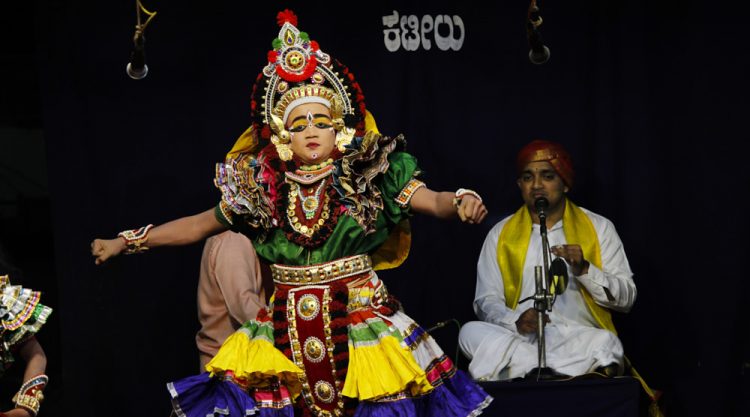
[214,203,233,228]
[377,151,421,225]
[214,202,268,240]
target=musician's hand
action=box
[515,308,549,335]
[551,244,589,276]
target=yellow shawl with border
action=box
[496,198,615,333]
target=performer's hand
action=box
[515,308,549,335]
[3,408,33,417]
[457,196,488,224]
[90,238,126,265]
[551,244,589,276]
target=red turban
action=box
[516,140,574,188]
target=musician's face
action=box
[517,161,568,214]
[286,102,336,165]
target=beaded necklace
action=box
[286,177,332,238]
[285,164,334,185]
[298,179,327,219]
[299,158,334,172]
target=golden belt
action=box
[271,254,372,285]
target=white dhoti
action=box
[459,319,624,381]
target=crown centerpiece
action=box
[260,10,351,126]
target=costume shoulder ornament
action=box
[333,132,407,234]
[215,151,277,238]
[0,275,52,372]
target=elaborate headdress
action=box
[516,139,575,188]
[232,10,368,161]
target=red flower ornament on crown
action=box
[263,10,331,88]
[276,9,297,27]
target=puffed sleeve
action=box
[378,151,422,225]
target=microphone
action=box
[527,1,550,64]
[548,257,569,295]
[534,197,549,221]
[535,197,549,235]
[126,32,148,80]
[527,25,550,64]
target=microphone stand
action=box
[529,209,558,380]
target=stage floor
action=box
[477,376,641,417]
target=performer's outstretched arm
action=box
[18,337,46,382]
[2,337,48,417]
[410,187,487,224]
[91,208,227,265]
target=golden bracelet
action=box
[12,374,48,416]
[117,224,154,254]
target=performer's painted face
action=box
[517,161,569,215]
[286,102,336,165]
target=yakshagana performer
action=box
[0,275,52,417]
[91,10,492,417]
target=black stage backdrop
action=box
[24,0,749,416]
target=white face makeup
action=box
[286,102,336,165]
[291,113,323,161]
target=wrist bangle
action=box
[117,224,154,254]
[452,188,482,208]
[13,374,48,416]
